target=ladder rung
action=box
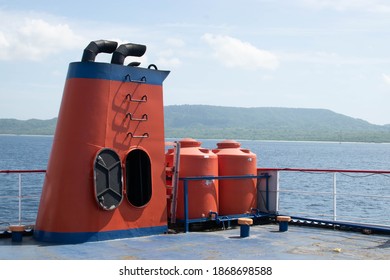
[125,94,147,103]
[126,132,149,138]
[125,113,148,121]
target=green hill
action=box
[0,118,57,135]
[164,105,390,142]
[1,106,390,142]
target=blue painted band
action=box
[33,225,167,244]
[66,62,170,85]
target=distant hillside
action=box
[1,106,390,142]
[0,118,57,135]
[164,105,390,142]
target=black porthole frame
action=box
[93,148,123,210]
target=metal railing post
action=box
[333,172,337,221]
[184,179,189,233]
[18,173,22,225]
[266,174,269,212]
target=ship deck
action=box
[1,222,389,260]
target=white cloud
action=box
[0,31,10,58]
[0,11,84,61]
[382,73,390,85]
[0,31,10,47]
[156,57,182,69]
[149,37,188,69]
[201,33,279,70]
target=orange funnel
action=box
[34,41,170,243]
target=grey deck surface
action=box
[1,223,389,260]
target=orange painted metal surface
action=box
[213,140,257,215]
[34,60,169,242]
[166,138,218,220]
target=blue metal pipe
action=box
[184,179,189,233]
[265,174,269,211]
[179,174,266,181]
[179,174,270,232]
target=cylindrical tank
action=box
[166,138,218,220]
[213,140,257,216]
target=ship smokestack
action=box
[34,39,170,243]
[81,40,118,62]
[111,43,147,65]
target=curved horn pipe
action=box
[111,43,147,65]
[82,40,118,62]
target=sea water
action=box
[0,135,389,226]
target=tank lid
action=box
[179,138,202,148]
[217,140,241,149]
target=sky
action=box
[1,0,390,125]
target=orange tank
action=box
[213,140,257,216]
[166,138,218,220]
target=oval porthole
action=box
[93,148,123,210]
[125,149,152,207]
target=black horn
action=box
[111,43,147,65]
[128,62,141,67]
[81,40,118,62]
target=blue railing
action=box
[178,168,390,234]
[179,174,271,232]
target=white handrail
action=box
[0,170,45,226]
[264,168,390,226]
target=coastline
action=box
[2,134,390,145]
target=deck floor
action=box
[0,223,389,260]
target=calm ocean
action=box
[1,135,389,226]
